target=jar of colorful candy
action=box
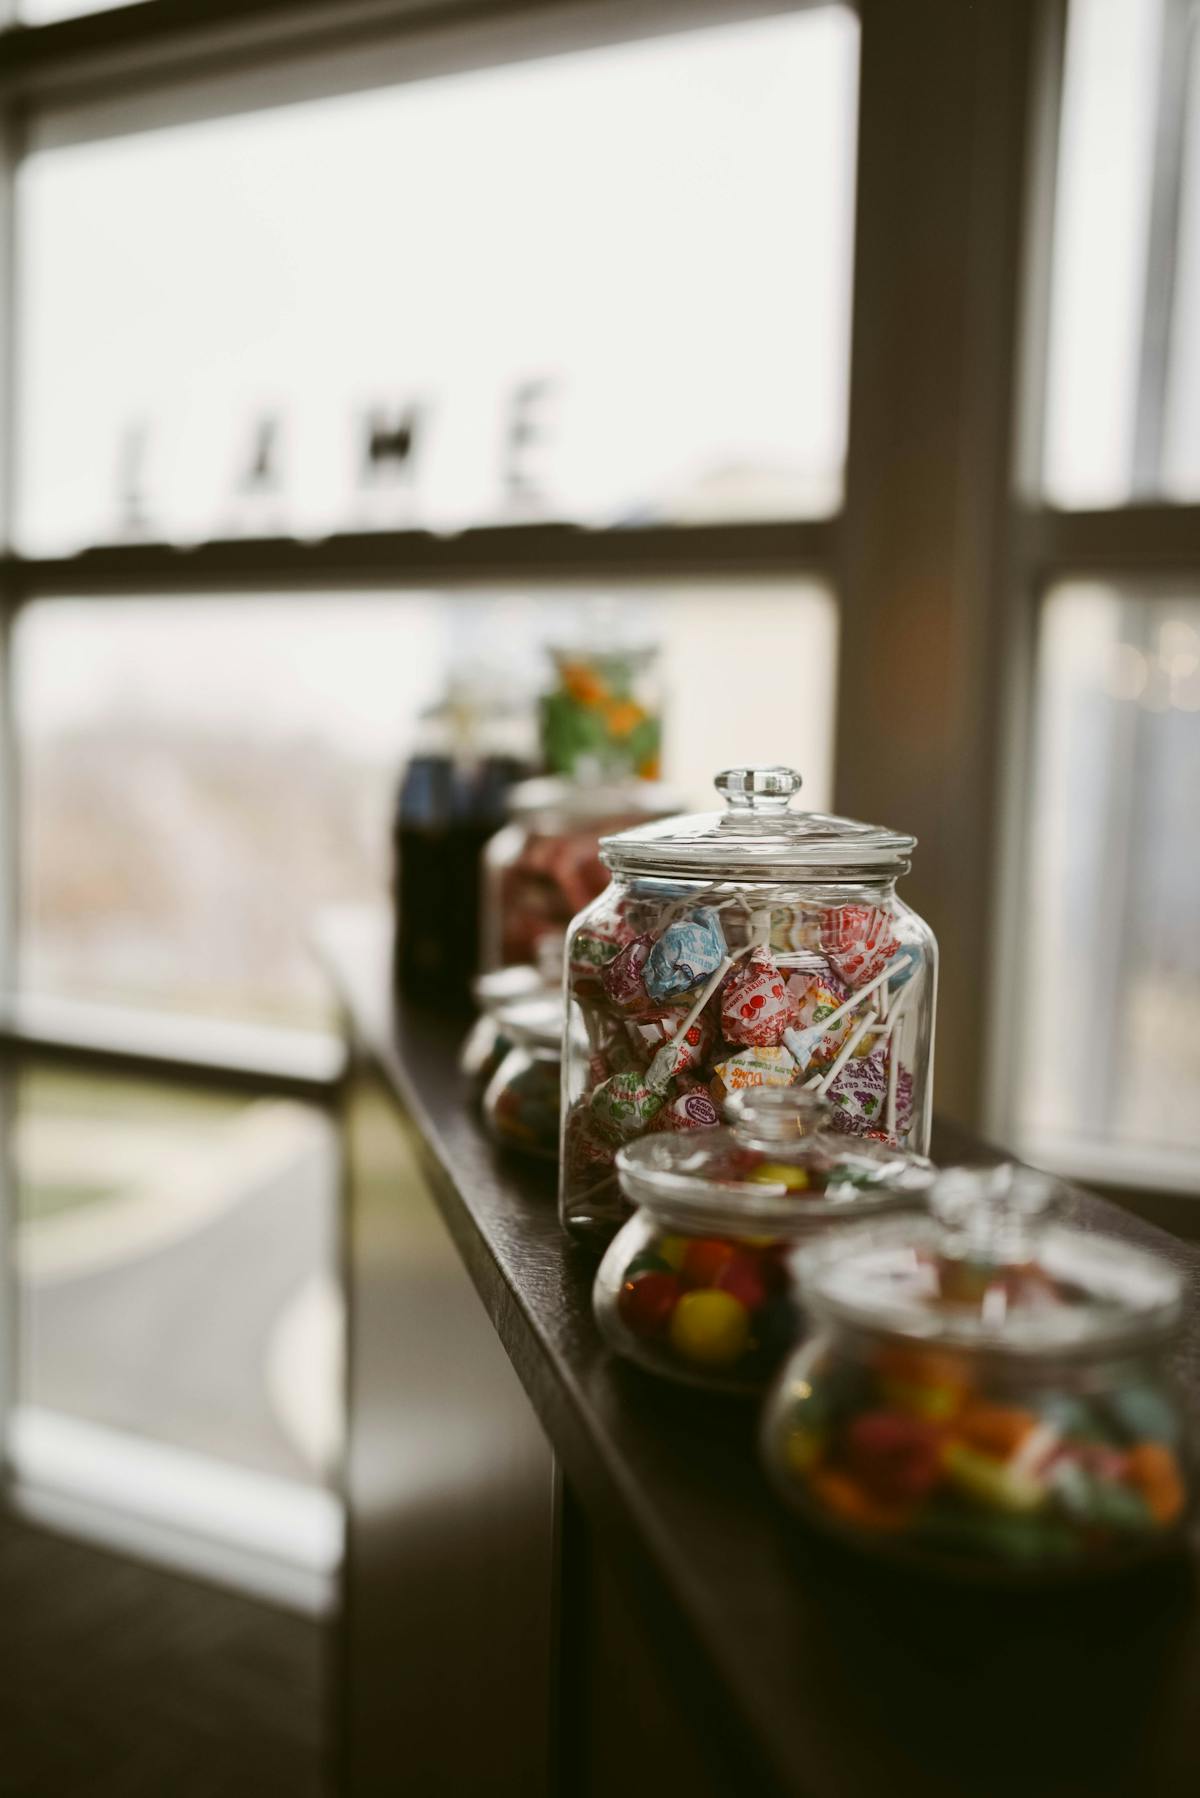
[482,777,681,971]
[761,1164,1193,1578]
[481,995,563,1160]
[460,963,551,1085]
[540,643,663,783]
[559,765,936,1243]
[593,1088,933,1395]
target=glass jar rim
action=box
[506,775,683,827]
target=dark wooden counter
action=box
[326,912,1200,1798]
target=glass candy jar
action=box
[482,777,680,971]
[559,765,936,1243]
[481,996,563,1160]
[593,1089,933,1395]
[460,963,550,1085]
[761,1165,1193,1578]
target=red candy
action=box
[618,1271,681,1337]
[715,1250,769,1312]
[843,1410,943,1502]
[601,933,655,1015]
[682,1237,738,1287]
[820,906,901,989]
[720,948,792,1048]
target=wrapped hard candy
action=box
[720,948,792,1048]
[652,1083,722,1133]
[711,1045,797,1101]
[644,908,726,1003]
[645,1015,716,1088]
[820,905,900,989]
[569,910,637,990]
[600,934,655,1015]
[827,1049,913,1139]
[784,968,851,1068]
[770,907,821,955]
[590,1070,667,1142]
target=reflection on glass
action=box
[1018,585,1200,1177]
[15,9,859,553]
[15,584,836,1028]
[13,1064,341,1485]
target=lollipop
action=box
[820,905,901,989]
[721,948,792,1048]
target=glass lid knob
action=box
[714,765,803,814]
[726,1085,829,1144]
[931,1163,1062,1259]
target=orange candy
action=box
[1124,1442,1186,1526]
[560,662,608,707]
[602,699,645,738]
[955,1403,1039,1459]
[808,1466,913,1533]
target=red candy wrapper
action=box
[643,1014,716,1086]
[819,905,901,989]
[600,933,655,1015]
[569,909,637,992]
[720,948,792,1048]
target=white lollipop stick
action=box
[884,982,916,1134]
[784,954,911,1073]
[810,1008,878,1096]
[645,952,736,1088]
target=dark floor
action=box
[0,1512,329,1797]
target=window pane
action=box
[13,1062,340,1485]
[1016,585,1200,1185]
[15,585,836,1029]
[1043,0,1200,505]
[15,9,859,553]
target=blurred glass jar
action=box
[481,995,563,1160]
[460,963,552,1086]
[761,1165,1193,1579]
[540,642,663,783]
[482,777,680,971]
[559,766,937,1244]
[593,1089,933,1395]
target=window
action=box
[15,584,836,1028]
[1015,586,1200,1186]
[16,8,858,554]
[1043,0,1200,505]
[995,0,1200,1194]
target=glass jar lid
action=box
[615,1088,933,1233]
[599,767,916,881]
[797,1163,1184,1356]
[489,994,563,1054]
[506,775,683,829]
[472,965,548,1012]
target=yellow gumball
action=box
[669,1290,751,1368]
[748,1162,810,1191]
[656,1234,690,1270]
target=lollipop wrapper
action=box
[569,911,636,990]
[711,1045,797,1101]
[653,1083,721,1133]
[644,1015,716,1087]
[600,933,655,1015]
[785,968,851,1068]
[826,1049,913,1139]
[644,908,726,1002]
[589,1070,667,1142]
[820,905,901,989]
[720,948,792,1048]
